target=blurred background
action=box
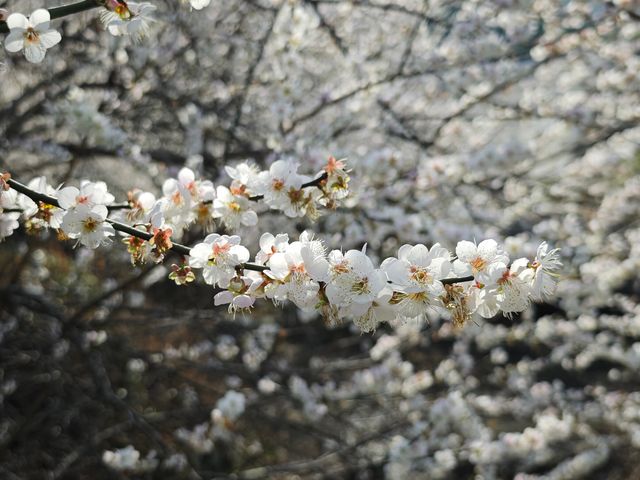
[1,0,640,478]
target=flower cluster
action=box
[0,155,349,263]
[190,230,561,329]
[1,164,559,330]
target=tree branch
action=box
[5,176,475,283]
[0,0,102,34]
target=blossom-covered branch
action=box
[0,162,561,332]
[0,0,101,34]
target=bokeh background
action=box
[1,0,640,478]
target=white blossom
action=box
[4,9,61,63]
[189,234,250,288]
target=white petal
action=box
[57,186,79,209]
[302,247,329,282]
[381,258,409,286]
[455,241,477,262]
[138,192,156,210]
[510,257,529,275]
[430,257,451,279]
[216,185,232,201]
[7,13,29,30]
[38,29,61,49]
[368,270,388,295]
[453,259,472,277]
[189,243,212,268]
[30,9,51,28]
[202,233,220,244]
[267,253,289,279]
[477,239,498,261]
[241,210,258,226]
[178,167,195,185]
[91,204,108,219]
[230,245,250,263]
[233,295,254,308]
[396,244,412,261]
[190,0,211,9]
[406,244,429,266]
[24,43,46,63]
[345,249,374,275]
[4,31,25,52]
[325,282,350,306]
[259,233,275,252]
[214,291,233,306]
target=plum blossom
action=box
[381,243,452,318]
[266,231,329,310]
[225,161,261,195]
[4,9,61,64]
[319,156,350,207]
[123,189,156,224]
[60,204,116,249]
[18,177,65,230]
[102,1,157,41]
[528,242,562,300]
[352,287,398,332]
[254,159,310,217]
[496,258,533,317]
[58,181,115,210]
[189,234,250,288]
[454,239,509,285]
[212,186,258,230]
[325,248,387,318]
[255,232,290,265]
[214,276,256,315]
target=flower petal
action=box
[455,240,477,262]
[57,186,79,209]
[29,9,50,28]
[38,29,61,49]
[24,43,46,63]
[7,13,28,30]
[4,31,25,52]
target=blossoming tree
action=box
[1,0,638,478]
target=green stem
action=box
[0,0,102,34]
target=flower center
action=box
[331,260,350,275]
[272,179,285,191]
[212,243,231,256]
[82,217,99,233]
[470,257,487,273]
[351,277,370,295]
[410,266,430,284]
[25,27,39,44]
[290,263,306,274]
[497,270,512,285]
[115,3,131,19]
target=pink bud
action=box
[0,9,9,22]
